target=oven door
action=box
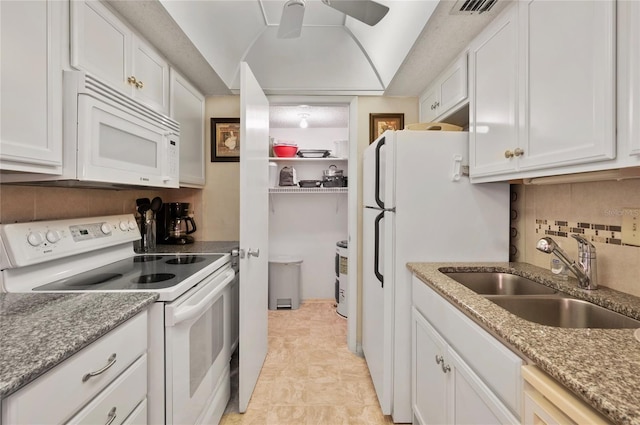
[76,94,179,188]
[164,266,235,425]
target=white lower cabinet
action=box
[1,312,148,425]
[411,276,521,425]
[522,365,612,425]
[412,308,518,425]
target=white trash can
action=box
[268,255,303,310]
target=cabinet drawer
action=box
[412,276,522,416]
[3,312,147,424]
[122,399,147,425]
[67,354,147,425]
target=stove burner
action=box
[67,273,124,286]
[134,255,164,263]
[165,256,206,265]
[133,273,176,284]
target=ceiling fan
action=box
[277,0,390,39]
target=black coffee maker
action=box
[157,202,197,245]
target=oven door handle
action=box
[166,268,235,327]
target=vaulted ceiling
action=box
[107,0,509,97]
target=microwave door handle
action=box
[374,211,384,288]
[375,137,385,210]
[166,269,235,326]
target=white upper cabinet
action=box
[0,0,64,173]
[517,0,615,171]
[620,1,640,157]
[419,53,468,123]
[469,4,519,178]
[470,0,616,182]
[170,69,205,187]
[71,0,169,114]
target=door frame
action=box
[268,95,359,354]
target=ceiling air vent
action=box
[450,0,498,15]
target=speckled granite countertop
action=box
[407,262,640,425]
[0,292,157,399]
[147,241,239,254]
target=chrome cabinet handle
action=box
[232,249,245,259]
[435,355,444,365]
[441,363,451,373]
[105,407,117,425]
[514,148,525,157]
[248,248,260,258]
[504,150,514,158]
[82,353,116,382]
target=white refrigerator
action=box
[362,129,509,422]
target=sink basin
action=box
[485,296,640,329]
[444,272,558,295]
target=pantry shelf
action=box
[269,187,348,194]
[269,157,348,161]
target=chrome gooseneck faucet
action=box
[536,235,598,290]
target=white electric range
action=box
[0,214,234,425]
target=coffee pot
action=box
[157,202,197,245]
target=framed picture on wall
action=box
[369,113,404,143]
[211,118,240,162]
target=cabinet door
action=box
[412,308,450,425]
[0,0,63,172]
[132,38,170,114]
[469,4,519,178]
[517,0,615,170]
[419,87,439,123]
[71,0,131,94]
[621,1,640,156]
[449,349,519,425]
[438,54,468,116]
[170,69,205,187]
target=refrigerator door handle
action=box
[374,211,384,287]
[375,137,386,209]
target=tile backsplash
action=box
[513,180,640,297]
[0,185,203,238]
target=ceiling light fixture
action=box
[299,113,309,128]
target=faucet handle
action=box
[571,234,595,260]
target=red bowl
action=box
[273,145,298,157]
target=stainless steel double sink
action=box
[444,272,640,329]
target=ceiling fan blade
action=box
[321,0,389,26]
[277,0,306,39]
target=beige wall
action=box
[513,180,640,297]
[0,184,203,235]
[202,96,241,241]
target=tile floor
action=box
[220,300,395,425]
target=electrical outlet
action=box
[621,208,640,246]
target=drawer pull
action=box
[82,353,117,382]
[105,407,117,425]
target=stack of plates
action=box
[297,149,330,158]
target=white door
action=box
[238,62,269,412]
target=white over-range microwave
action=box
[2,71,180,188]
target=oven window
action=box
[189,295,224,397]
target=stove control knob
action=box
[101,223,112,234]
[119,221,128,232]
[46,230,61,244]
[128,220,137,230]
[27,232,44,247]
